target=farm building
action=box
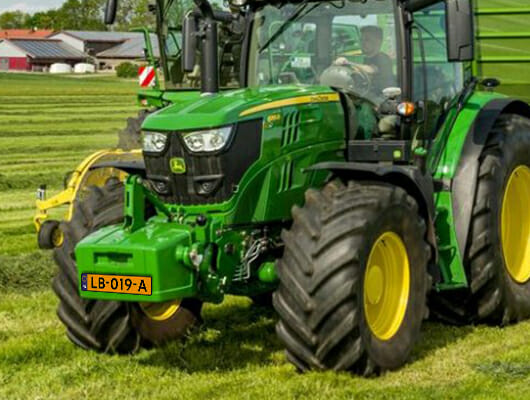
[49,30,140,56]
[0,29,54,40]
[48,30,157,70]
[96,33,159,69]
[0,39,88,71]
[0,30,157,72]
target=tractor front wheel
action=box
[131,299,202,346]
[53,178,201,353]
[274,180,430,374]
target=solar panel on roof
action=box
[62,30,142,42]
[97,34,161,58]
[9,39,87,59]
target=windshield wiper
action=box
[259,0,319,53]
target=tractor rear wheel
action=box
[274,180,430,374]
[53,178,201,353]
[430,114,530,324]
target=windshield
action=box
[248,0,399,103]
[156,0,186,88]
[157,0,242,89]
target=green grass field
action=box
[0,73,528,400]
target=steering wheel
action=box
[319,61,374,99]
[347,63,373,97]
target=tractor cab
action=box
[133,0,474,163]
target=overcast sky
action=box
[0,0,64,14]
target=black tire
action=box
[274,180,430,374]
[38,220,61,249]
[429,114,530,325]
[117,110,150,150]
[250,293,273,307]
[53,178,201,353]
[130,299,203,346]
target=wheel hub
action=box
[365,264,384,305]
[363,232,410,341]
[140,300,181,321]
[51,227,64,247]
[501,165,530,284]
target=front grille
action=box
[144,119,262,205]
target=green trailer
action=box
[40,0,530,374]
[475,0,530,102]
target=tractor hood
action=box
[142,85,338,131]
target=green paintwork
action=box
[137,89,202,109]
[123,175,173,233]
[258,262,278,283]
[76,85,345,302]
[427,90,506,289]
[76,219,196,302]
[429,91,505,179]
[142,85,341,131]
[432,192,468,289]
[75,0,530,305]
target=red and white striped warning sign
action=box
[138,66,156,87]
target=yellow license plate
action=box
[81,273,152,296]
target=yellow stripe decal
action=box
[239,93,340,117]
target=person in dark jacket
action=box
[360,25,394,94]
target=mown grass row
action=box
[0,98,136,107]
[1,113,135,123]
[0,109,137,117]
[0,290,528,399]
[0,126,127,138]
[0,101,134,109]
[0,73,138,290]
[0,73,136,96]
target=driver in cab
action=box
[334,25,394,95]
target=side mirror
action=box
[446,0,474,61]
[105,0,118,25]
[182,12,198,72]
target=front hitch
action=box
[123,174,173,232]
[75,175,226,304]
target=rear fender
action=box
[452,99,530,260]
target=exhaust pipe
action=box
[182,0,233,95]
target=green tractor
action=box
[50,0,530,373]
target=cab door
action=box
[410,1,469,144]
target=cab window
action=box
[412,2,466,136]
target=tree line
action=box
[0,0,156,32]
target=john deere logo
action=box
[170,157,186,174]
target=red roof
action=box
[0,29,54,40]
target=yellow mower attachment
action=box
[35,149,142,249]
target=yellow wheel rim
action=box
[501,165,530,284]
[364,232,410,341]
[140,300,181,321]
[52,227,64,247]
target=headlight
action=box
[143,131,168,153]
[182,126,233,153]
